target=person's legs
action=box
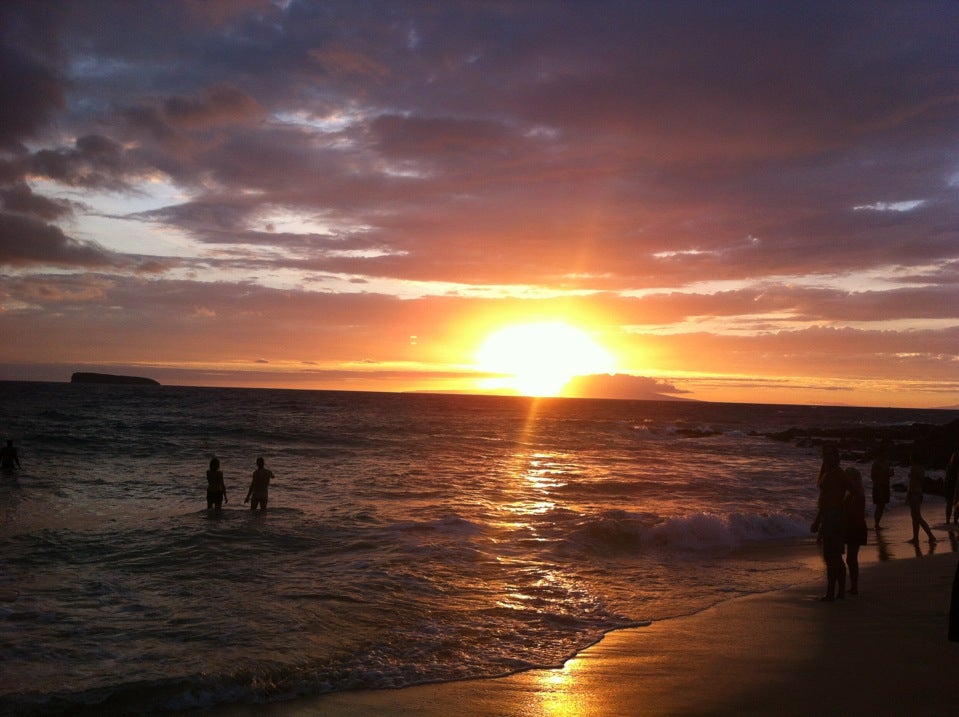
[821,544,844,601]
[823,555,845,600]
[846,545,860,594]
[821,557,836,601]
[910,501,922,541]
[836,555,846,599]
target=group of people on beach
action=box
[813,441,959,602]
[205,456,274,512]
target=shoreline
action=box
[209,503,959,716]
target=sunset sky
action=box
[2,1,958,407]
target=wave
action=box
[564,508,808,554]
[0,669,314,717]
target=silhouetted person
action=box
[811,444,856,601]
[946,445,959,524]
[244,456,273,510]
[206,457,227,512]
[0,440,21,470]
[843,467,868,595]
[870,441,893,529]
[907,449,937,544]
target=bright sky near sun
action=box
[1,1,958,407]
[476,323,615,397]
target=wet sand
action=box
[217,505,959,716]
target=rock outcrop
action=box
[71,372,160,386]
[758,418,959,495]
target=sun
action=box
[475,322,616,397]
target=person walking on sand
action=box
[843,467,868,595]
[870,441,893,530]
[206,457,227,512]
[1,439,21,470]
[244,456,273,511]
[906,449,937,544]
[811,444,857,601]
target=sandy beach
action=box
[214,504,959,716]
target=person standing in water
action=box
[811,443,856,601]
[244,456,273,511]
[906,449,937,544]
[1,440,21,470]
[206,457,227,512]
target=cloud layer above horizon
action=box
[1,1,958,405]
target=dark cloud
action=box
[0,43,66,151]
[0,213,116,267]
[29,134,129,189]
[371,115,516,159]
[164,84,264,128]
[0,183,73,220]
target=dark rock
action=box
[759,418,959,470]
[71,372,160,386]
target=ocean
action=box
[1,381,956,715]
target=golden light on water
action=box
[531,663,588,717]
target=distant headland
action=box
[71,372,160,386]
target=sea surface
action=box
[1,382,956,715]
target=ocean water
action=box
[1,382,956,715]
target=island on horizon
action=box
[71,372,160,386]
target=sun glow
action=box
[475,322,616,397]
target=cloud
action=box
[371,114,516,159]
[163,84,264,128]
[0,43,65,150]
[0,182,74,220]
[28,134,130,189]
[0,213,117,268]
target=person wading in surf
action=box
[206,457,227,512]
[245,456,273,511]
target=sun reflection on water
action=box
[495,450,572,527]
[530,663,589,717]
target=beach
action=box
[215,505,959,716]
